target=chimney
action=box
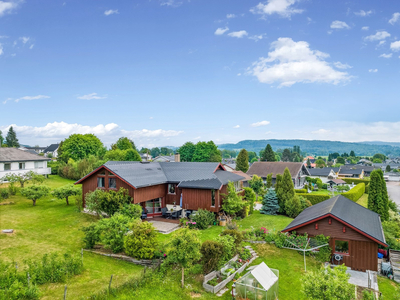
[175,153,180,162]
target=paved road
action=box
[386,182,400,208]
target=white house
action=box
[0,148,51,179]
[43,144,60,157]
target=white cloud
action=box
[390,41,400,51]
[20,36,30,44]
[250,0,304,18]
[0,122,184,146]
[3,95,50,104]
[160,0,183,7]
[104,9,118,16]
[369,69,378,73]
[361,26,369,31]
[389,12,400,25]
[354,10,373,17]
[251,120,270,127]
[249,34,266,41]
[29,44,34,49]
[214,27,229,35]
[250,37,351,87]
[0,43,3,55]
[334,62,352,69]
[0,35,8,38]
[312,129,330,134]
[379,53,392,58]
[330,20,350,29]
[377,41,385,47]
[0,1,18,17]
[364,31,391,41]
[77,93,107,100]
[228,30,248,38]
[233,125,240,128]
[226,14,236,19]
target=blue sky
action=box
[1,0,400,148]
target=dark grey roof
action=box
[339,168,363,175]
[44,144,59,153]
[340,164,376,172]
[283,195,387,246]
[0,148,50,163]
[308,167,339,176]
[99,161,244,189]
[24,149,39,155]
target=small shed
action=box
[235,262,279,300]
[326,178,346,186]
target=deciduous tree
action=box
[178,142,196,162]
[113,137,136,151]
[249,175,264,202]
[235,149,249,172]
[59,134,105,162]
[53,184,81,205]
[221,182,245,216]
[21,185,50,206]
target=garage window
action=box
[335,240,349,255]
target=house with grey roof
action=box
[282,195,387,272]
[43,144,60,157]
[75,161,244,216]
[307,167,340,183]
[0,148,51,179]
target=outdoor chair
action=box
[141,208,148,220]
[176,209,182,219]
[186,210,192,218]
[161,207,168,218]
[171,210,179,219]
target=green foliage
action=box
[336,157,345,164]
[200,240,224,273]
[167,228,201,287]
[295,189,307,193]
[243,187,256,214]
[191,209,215,230]
[239,248,251,261]
[266,173,273,188]
[221,229,243,251]
[58,155,105,180]
[20,185,50,206]
[1,171,40,188]
[0,188,10,200]
[104,148,141,162]
[249,174,264,199]
[382,219,400,250]
[260,188,280,215]
[372,153,386,161]
[124,220,158,259]
[388,199,399,213]
[295,193,331,205]
[0,130,3,146]
[368,169,389,221]
[340,177,370,185]
[81,223,101,249]
[215,235,235,265]
[235,149,249,172]
[84,188,132,217]
[362,290,377,300]
[112,137,136,151]
[373,158,382,163]
[278,168,295,214]
[59,134,105,162]
[177,142,196,162]
[385,165,391,172]
[5,126,20,147]
[118,203,143,219]
[315,159,326,168]
[247,151,257,162]
[97,213,132,253]
[285,194,303,218]
[221,182,245,216]
[52,184,81,205]
[302,264,354,300]
[261,144,276,162]
[191,141,221,162]
[341,183,365,202]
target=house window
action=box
[109,178,117,189]
[211,190,215,207]
[4,163,11,170]
[97,177,105,188]
[19,163,25,170]
[34,161,43,168]
[334,240,349,255]
[168,184,176,194]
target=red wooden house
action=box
[75,161,244,217]
[282,195,387,272]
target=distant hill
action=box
[217,139,400,156]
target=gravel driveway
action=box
[386,182,400,208]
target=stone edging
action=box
[83,249,159,266]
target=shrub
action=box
[0,188,10,200]
[295,189,307,194]
[322,184,328,189]
[388,199,399,213]
[215,235,235,265]
[243,187,256,215]
[239,248,251,261]
[295,193,330,205]
[200,240,224,273]
[98,213,131,253]
[340,178,370,186]
[118,203,142,219]
[221,229,243,251]
[362,290,376,300]
[85,188,132,217]
[191,209,215,230]
[0,279,39,300]
[124,220,158,259]
[341,183,365,202]
[8,185,18,196]
[222,182,245,216]
[314,235,331,263]
[365,183,369,194]
[285,195,303,218]
[81,223,101,249]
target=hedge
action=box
[365,183,369,194]
[295,189,307,194]
[341,183,365,202]
[295,193,331,205]
[340,178,370,186]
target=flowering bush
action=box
[186,221,197,229]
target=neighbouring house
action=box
[19,147,40,156]
[222,163,236,172]
[43,144,60,157]
[339,164,376,177]
[75,161,244,217]
[152,153,180,162]
[282,195,387,272]
[383,172,400,182]
[25,145,47,154]
[140,153,152,162]
[231,170,252,188]
[246,162,310,188]
[308,167,340,183]
[0,148,51,179]
[326,178,347,187]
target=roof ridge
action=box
[338,194,381,217]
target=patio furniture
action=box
[161,207,168,218]
[141,208,148,220]
[190,210,197,220]
[186,210,192,218]
[171,210,179,219]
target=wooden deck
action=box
[145,216,180,224]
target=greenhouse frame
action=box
[235,262,279,300]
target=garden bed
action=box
[203,246,257,294]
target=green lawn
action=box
[0,175,143,299]
[357,194,368,208]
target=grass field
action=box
[1,176,398,299]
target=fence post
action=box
[27,272,30,287]
[109,274,113,291]
[81,248,83,264]
[15,262,18,270]
[64,285,67,300]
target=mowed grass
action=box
[0,175,143,299]
[357,193,369,208]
